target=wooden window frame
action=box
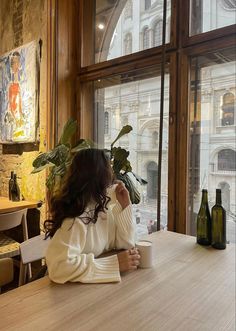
[72,0,236,234]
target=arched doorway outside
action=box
[147,161,158,199]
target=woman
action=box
[45,148,140,284]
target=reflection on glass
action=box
[188,48,236,243]
[95,0,171,63]
[94,69,169,235]
[190,0,236,36]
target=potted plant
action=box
[32,119,147,204]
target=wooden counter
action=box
[0,197,41,213]
[0,231,235,331]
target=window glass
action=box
[92,66,169,235]
[190,0,236,36]
[188,48,236,243]
[145,0,151,11]
[92,0,171,65]
[104,111,109,135]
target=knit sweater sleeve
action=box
[46,219,121,284]
[112,203,136,250]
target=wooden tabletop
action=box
[0,197,41,213]
[0,231,235,331]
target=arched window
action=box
[221,92,235,126]
[153,20,162,47]
[145,0,151,10]
[152,131,158,148]
[218,149,236,171]
[104,111,109,134]
[124,33,132,55]
[143,27,149,49]
[147,161,158,199]
[124,0,133,19]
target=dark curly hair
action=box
[44,148,113,237]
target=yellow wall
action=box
[0,0,47,208]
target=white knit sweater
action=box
[45,189,135,284]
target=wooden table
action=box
[0,197,41,213]
[0,231,235,331]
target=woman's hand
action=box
[114,180,131,210]
[117,248,140,273]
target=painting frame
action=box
[0,40,40,144]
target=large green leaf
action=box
[31,162,55,174]
[59,118,77,145]
[111,125,133,148]
[112,147,132,174]
[116,173,140,204]
[132,172,148,185]
[47,145,70,166]
[71,139,94,153]
[32,152,49,168]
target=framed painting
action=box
[0,41,39,143]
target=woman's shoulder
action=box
[61,216,88,231]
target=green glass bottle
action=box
[211,189,226,250]
[197,189,211,245]
[8,171,14,200]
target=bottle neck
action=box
[216,190,222,205]
[201,191,208,205]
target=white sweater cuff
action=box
[86,254,121,283]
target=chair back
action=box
[20,234,50,265]
[0,209,27,231]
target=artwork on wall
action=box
[0,40,40,143]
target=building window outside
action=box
[145,0,151,10]
[218,149,236,171]
[124,0,133,19]
[104,111,109,134]
[153,20,162,46]
[124,33,132,55]
[221,92,235,126]
[147,161,158,199]
[152,131,158,148]
[143,27,149,49]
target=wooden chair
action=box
[0,209,28,259]
[0,209,28,286]
[19,234,50,286]
[0,257,14,294]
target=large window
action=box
[79,0,236,238]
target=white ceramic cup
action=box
[135,240,153,268]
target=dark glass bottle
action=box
[11,174,21,202]
[8,171,14,200]
[211,189,226,250]
[197,189,211,246]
